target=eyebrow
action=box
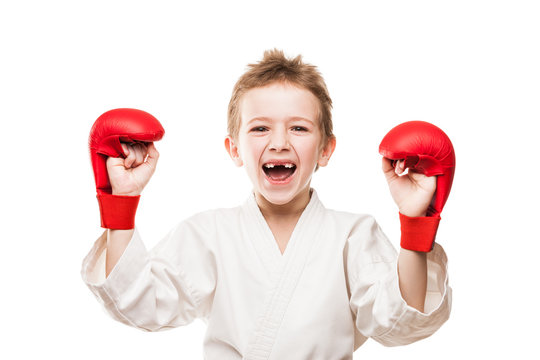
[246,116,315,125]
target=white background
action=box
[1,0,539,358]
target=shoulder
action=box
[180,205,243,232]
[322,206,381,237]
[172,202,251,242]
[156,205,243,254]
[321,207,396,261]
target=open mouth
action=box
[262,162,297,182]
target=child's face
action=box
[225,82,335,206]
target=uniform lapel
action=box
[242,189,326,359]
[242,192,282,275]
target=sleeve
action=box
[346,216,451,346]
[81,215,218,332]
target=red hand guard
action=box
[379,121,455,251]
[89,108,165,229]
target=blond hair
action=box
[227,49,334,146]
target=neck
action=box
[255,188,312,220]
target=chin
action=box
[269,195,297,206]
[259,188,295,206]
[259,181,311,207]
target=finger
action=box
[121,143,129,157]
[132,143,147,167]
[394,159,406,175]
[124,143,137,168]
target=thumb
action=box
[106,154,127,170]
[145,142,160,169]
[382,157,399,183]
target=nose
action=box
[269,128,290,152]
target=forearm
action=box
[106,228,135,277]
[397,248,427,312]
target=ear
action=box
[317,136,336,167]
[224,135,243,167]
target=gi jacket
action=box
[82,189,451,359]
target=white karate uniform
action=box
[82,189,451,359]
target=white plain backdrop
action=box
[1,1,539,358]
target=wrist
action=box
[400,210,427,217]
[398,206,427,218]
[112,186,142,197]
[112,190,142,196]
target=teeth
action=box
[264,163,295,168]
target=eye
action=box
[292,126,308,132]
[250,126,268,132]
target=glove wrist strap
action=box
[97,193,140,229]
[399,212,441,252]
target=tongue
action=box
[266,166,294,181]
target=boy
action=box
[82,49,451,359]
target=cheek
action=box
[295,138,321,166]
[240,137,265,165]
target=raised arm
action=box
[379,121,456,312]
[88,108,163,277]
[104,142,159,276]
[382,156,434,311]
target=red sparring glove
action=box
[89,108,165,229]
[379,121,455,251]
